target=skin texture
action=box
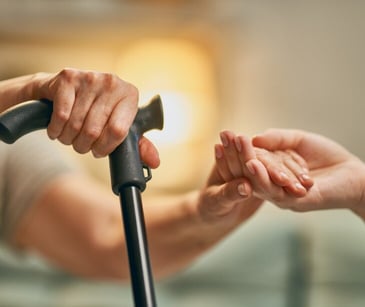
[8,134,311,281]
[1,68,315,281]
[217,128,365,218]
[252,129,365,216]
[0,68,159,163]
[215,130,313,202]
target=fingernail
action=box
[238,183,248,197]
[234,137,242,152]
[300,173,311,181]
[246,160,256,175]
[215,145,223,159]
[295,182,306,191]
[93,151,103,158]
[220,132,229,147]
[280,172,289,180]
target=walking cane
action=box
[0,95,164,307]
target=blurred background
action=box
[0,0,365,306]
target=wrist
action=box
[27,72,52,101]
[349,160,365,220]
[187,189,262,247]
[0,73,50,111]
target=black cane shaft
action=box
[119,186,157,307]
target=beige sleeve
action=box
[0,131,79,240]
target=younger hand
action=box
[253,128,365,213]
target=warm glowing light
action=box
[144,91,193,145]
[115,38,218,190]
[115,38,217,146]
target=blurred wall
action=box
[217,0,365,160]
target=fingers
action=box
[282,152,313,189]
[244,158,294,199]
[218,131,256,179]
[86,91,138,157]
[44,68,139,157]
[253,129,304,151]
[200,177,259,221]
[216,130,313,200]
[216,131,284,199]
[253,129,314,191]
[56,73,102,146]
[214,144,234,182]
[256,149,313,193]
[139,137,160,169]
[46,71,77,140]
[219,131,245,178]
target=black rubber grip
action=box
[0,95,164,194]
[0,99,52,144]
[109,95,164,194]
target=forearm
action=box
[349,160,365,221]
[10,174,130,280]
[146,191,216,278]
[145,191,262,278]
[10,173,261,281]
[0,73,49,112]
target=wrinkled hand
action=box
[33,68,159,167]
[253,129,365,212]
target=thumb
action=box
[253,129,304,151]
[200,179,255,220]
[139,136,160,169]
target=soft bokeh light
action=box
[145,91,194,145]
[116,38,218,189]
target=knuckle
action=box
[69,119,83,133]
[58,68,77,83]
[84,126,102,140]
[84,71,97,85]
[128,83,139,98]
[54,109,70,124]
[123,82,139,101]
[108,121,128,140]
[101,73,118,90]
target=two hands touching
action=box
[3,67,363,219]
[197,130,313,231]
[203,129,365,223]
[3,67,365,280]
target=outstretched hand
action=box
[253,129,365,213]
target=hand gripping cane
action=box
[0,95,164,307]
